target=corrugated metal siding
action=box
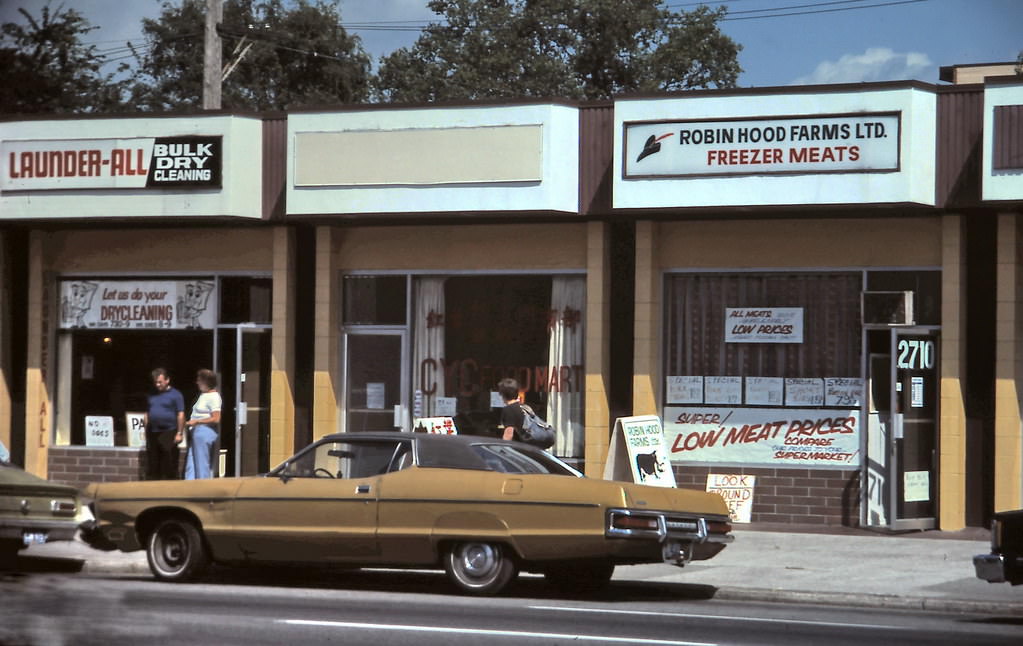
[262,117,287,219]
[578,103,613,215]
[994,104,1023,170]
[936,87,984,207]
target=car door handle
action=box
[355,484,371,494]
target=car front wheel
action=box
[444,541,517,595]
[146,518,210,582]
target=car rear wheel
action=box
[147,518,210,582]
[544,559,615,592]
[444,541,517,595]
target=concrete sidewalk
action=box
[15,524,1023,615]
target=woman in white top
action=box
[184,368,221,479]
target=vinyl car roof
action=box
[315,432,518,470]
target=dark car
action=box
[0,458,88,569]
[974,509,1023,585]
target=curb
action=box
[713,585,1023,616]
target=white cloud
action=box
[791,47,934,85]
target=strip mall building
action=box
[1,68,1021,532]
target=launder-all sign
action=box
[624,112,900,178]
[2,135,223,190]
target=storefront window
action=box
[55,276,270,447]
[343,274,585,457]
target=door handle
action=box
[355,484,370,494]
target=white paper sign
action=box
[85,415,115,447]
[904,470,930,502]
[665,406,861,468]
[666,376,703,403]
[785,378,824,406]
[705,376,742,405]
[490,391,505,408]
[746,377,784,405]
[706,474,756,523]
[366,383,385,409]
[125,412,147,447]
[824,378,864,407]
[435,396,458,417]
[414,417,457,434]
[725,307,804,343]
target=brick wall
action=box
[674,465,861,527]
[48,448,148,490]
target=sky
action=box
[0,0,1020,89]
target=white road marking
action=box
[531,606,911,631]
[278,619,717,645]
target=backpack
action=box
[517,404,556,450]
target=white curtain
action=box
[413,277,445,418]
[547,276,585,457]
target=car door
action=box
[230,438,403,563]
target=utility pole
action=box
[203,0,223,110]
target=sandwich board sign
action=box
[413,417,457,434]
[603,415,676,487]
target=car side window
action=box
[281,440,407,479]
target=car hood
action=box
[0,462,79,498]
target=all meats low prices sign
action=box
[665,406,861,468]
[2,135,222,190]
[60,279,217,330]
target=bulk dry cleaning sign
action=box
[60,279,217,330]
[624,112,900,178]
[2,135,222,190]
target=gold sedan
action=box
[81,433,733,595]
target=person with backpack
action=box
[498,377,556,450]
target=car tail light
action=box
[611,513,659,531]
[50,500,77,516]
[706,519,732,535]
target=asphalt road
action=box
[1,565,1020,645]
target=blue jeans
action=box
[184,424,218,479]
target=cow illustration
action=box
[635,450,665,483]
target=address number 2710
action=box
[897,339,935,370]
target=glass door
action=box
[343,331,408,432]
[217,326,271,476]
[863,327,939,531]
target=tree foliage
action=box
[127,0,370,111]
[373,0,742,103]
[0,3,127,114]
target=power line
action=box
[719,0,929,21]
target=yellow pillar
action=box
[994,213,1023,511]
[584,221,611,477]
[939,215,967,530]
[313,225,339,439]
[23,231,51,477]
[632,220,658,416]
[269,226,296,467]
[0,231,11,458]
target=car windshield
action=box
[470,444,582,476]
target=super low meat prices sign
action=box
[664,406,861,468]
[2,135,222,190]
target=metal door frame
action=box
[341,327,410,432]
[214,324,271,476]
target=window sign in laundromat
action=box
[59,279,217,329]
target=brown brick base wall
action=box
[48,447,167,490]
[674,465,861,527]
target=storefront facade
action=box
[286,103,612,474]
[1,74,1019,532]
[0,114,296,484]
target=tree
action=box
[127,0,370,111]
[0,3,127,114]
[373,0,742,103]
